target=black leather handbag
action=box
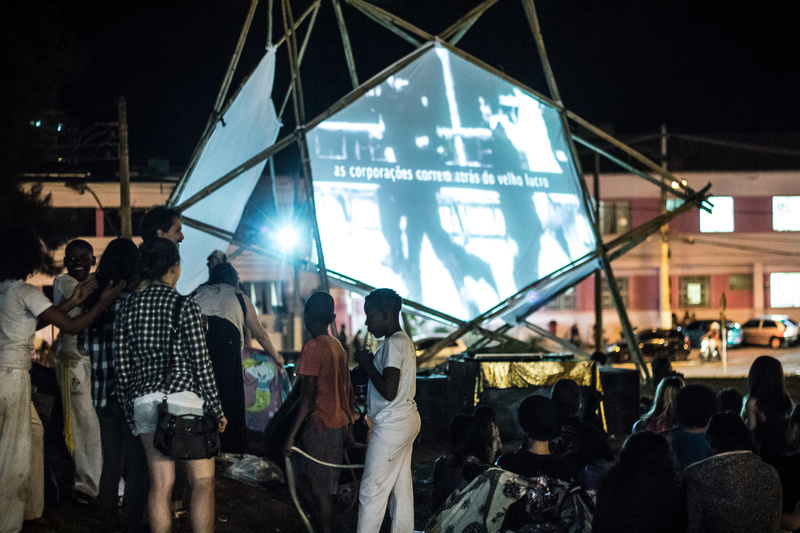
[153,296,220,459]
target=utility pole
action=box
[659,124,672,329]
[594,151,603,352]
[118,96,132,239]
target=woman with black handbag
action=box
[115,238,226,533]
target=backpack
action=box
[514,475,595,533]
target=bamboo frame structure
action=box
[170,0,714,383]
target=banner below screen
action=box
[307,45,596,320]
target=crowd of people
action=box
[2,207,800,533]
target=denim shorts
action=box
[132,391,204,436]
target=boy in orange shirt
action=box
[284,292,355,533]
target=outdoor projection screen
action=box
[307,45,596,320]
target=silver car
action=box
[741,315,799,349]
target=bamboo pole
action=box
[281,0,329,292]
[175,133,296,212]
[344,0,432,46]
[332,0,359,89]
[520,0,562,104]
[439,0,499,44]
[278,1,322,120]
[117,96,132,239]
[170,0,260,205]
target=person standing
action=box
[140,205,184,245]
[53,239,103,504]
[283,292,355,533]
[354,288,420,533]
[0,228,121,533]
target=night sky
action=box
[50,0,800,168]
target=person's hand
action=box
[99,280,126,305]
[218,416,227,433]
[353,348,373,368]
[283,435,295,457]
[71,276,97,304]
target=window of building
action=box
[770,273,800,308]
[699,196,734,233]
[729,274,753,291]
[679,276,710,307]
[773,196,800,231]
[598,201,630,234]
[545,287,577,311]
[601,277,629,309]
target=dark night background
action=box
[5,0,798,171]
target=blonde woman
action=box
[633,376,685,433]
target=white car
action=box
[741,315,799,349]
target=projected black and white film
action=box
[307,46,596,320]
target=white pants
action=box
[357,409,421,533]
[56,353,102,498]
[24,405,44,521]
[0,369,32,533]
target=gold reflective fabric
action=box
[477,360,598,397]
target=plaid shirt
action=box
[114,283,223,427]
[82,293,130,408]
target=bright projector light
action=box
[277,227,298,251]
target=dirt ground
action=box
[22,442,447,533]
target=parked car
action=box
[740,315,799,349]
[683,320,744,348]
[605,328,691,363]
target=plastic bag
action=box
[224,454,285,486]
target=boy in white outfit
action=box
[354,288,420,533]
[54,239,102,503]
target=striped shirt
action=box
[115,283,223,427]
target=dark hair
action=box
[718,388,744,414]
[676,384,719,429]
[364,288,402,315]
[140,205,181,242]
[518,394,560,441]
[473,405,497,425]
[84,238,139,310]
[651,356,673,387]
[551,379,581,418]
[449,414,480,462]
[207,262,240,288]
[619,431,672,467]
[138,238,180,281]
[64,239,93,257]
[0,227,44,281]
[304,291,335,323]
[748,355,792,419]
[706,412,754,453]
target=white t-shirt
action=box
[192,284,246,344]
[53,273,83,354]
[0,279,53,370]
[367,330,417,425]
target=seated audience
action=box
[633,376,684,433]
[717,387,744,414]
[662,384,718,471]
[744,355,793,462]
[496,394,577,482]
[549,379,613,471]
[592,432,686,533]
[767,403,800,531]
[473,405,502,465]
[683,412,781,533]
[431,414,488,511]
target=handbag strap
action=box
[163,295,185,398]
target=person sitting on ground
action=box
[766,403,800,532]
[592,431,686,533]
[744,355,793,462]
[651,355,677,390]
[633,376,684,433]
[283,291,355,533]
[473,405,502,465]
[683,412,782,533]
[431,414,489,511]
[496,394,577,482]
[662,384,718,471]
[718,387,744,414]
[549,379,613,473]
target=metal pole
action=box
[659,124,672,330]
[117,96,132,239]
[593,151,603,352]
